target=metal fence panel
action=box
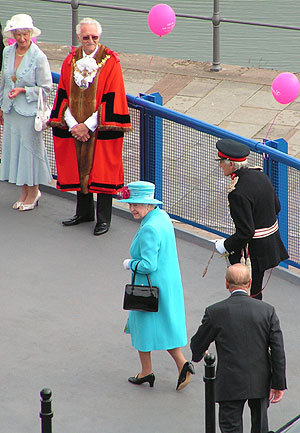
[0,75,299,270]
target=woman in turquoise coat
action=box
[120,181,194,391]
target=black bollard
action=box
[40,388,53,433]
[203,353,216,433]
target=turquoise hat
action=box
[118,181,163,204]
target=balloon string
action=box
[148,36,161,68]
[139,36,161,95]
[263,111,280,159]
[265,111,280,141]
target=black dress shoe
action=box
[94,222,110,236]
[62,215,94,226]
[128,373,155,388]
[176,362,195,391]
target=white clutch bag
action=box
[34,87,52,132]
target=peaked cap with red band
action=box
[216,139,250,161]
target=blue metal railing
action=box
[125,91,300,270]
[1,72,299,270]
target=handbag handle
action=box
[132,261,153,288]
[37,87,45,113]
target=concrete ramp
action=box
[0,181,299,433]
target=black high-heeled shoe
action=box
[128,373,155,388]
[176,362,195,391]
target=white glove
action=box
[123,259,131,270]
[215,238,227,255]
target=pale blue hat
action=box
[118,181,163,204]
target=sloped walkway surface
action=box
[1,181,299,433]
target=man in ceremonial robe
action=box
[49,17,132,235]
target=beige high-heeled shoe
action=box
[12,201,23,209]
[19,190,41,212]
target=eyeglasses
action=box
[82,35,99,41]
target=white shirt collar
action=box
[82,45,99,58]
[232,289,248,295]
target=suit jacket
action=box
[190,291,287,402]
[224,168,288,271]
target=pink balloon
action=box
[8,37,37,45]
[148,3,176,37]
[271,72,300,104]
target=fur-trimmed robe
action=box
[49,45,132,194]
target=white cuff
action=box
[64,107,78,130]
[123,259,131,270]
[84,111,98,132]
[215,239,227,255]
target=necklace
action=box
[16,52,25,57]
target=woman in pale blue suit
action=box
[120,181,194,391]
[0,14,52,211]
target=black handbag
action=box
[123,262,159,312]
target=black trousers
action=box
[250,257,264,300]
[76,192,112,224]
[229,253,264,300]
[219,397,269,433]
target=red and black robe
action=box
[49,45,132,194]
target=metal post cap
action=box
[204,353,216,365]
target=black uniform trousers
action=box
[219,397,269,433]
[229,253,264,300]
[76,191,112,224]
[250,257,265,300]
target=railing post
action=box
[71,0,79,47]
[210,0,222,72]
[40,388,53,433]
[264,138,289,268]
[139,92,163,204]
[203,353,216,433]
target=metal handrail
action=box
[40,0,300,72]
[127,94,300,171]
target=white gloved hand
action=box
[215,238,227,255]
[123,259,131,270]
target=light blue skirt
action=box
[0,108,52,186]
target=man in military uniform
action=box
[214,139,288,299]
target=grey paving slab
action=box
[288,129,300,157]
[0,181,299,433]
[276,110,300,127]
[186,81,262,125]
[253,123,298,142]
[218,120,264,139]
[177,78,221,98]
[225,106,277,126]
[244,85,287,110]
[164,95,199,113]
[287,100,300,112]
[122,69,165,97]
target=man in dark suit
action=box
[190,263,287,433]
[214,139,288,299]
